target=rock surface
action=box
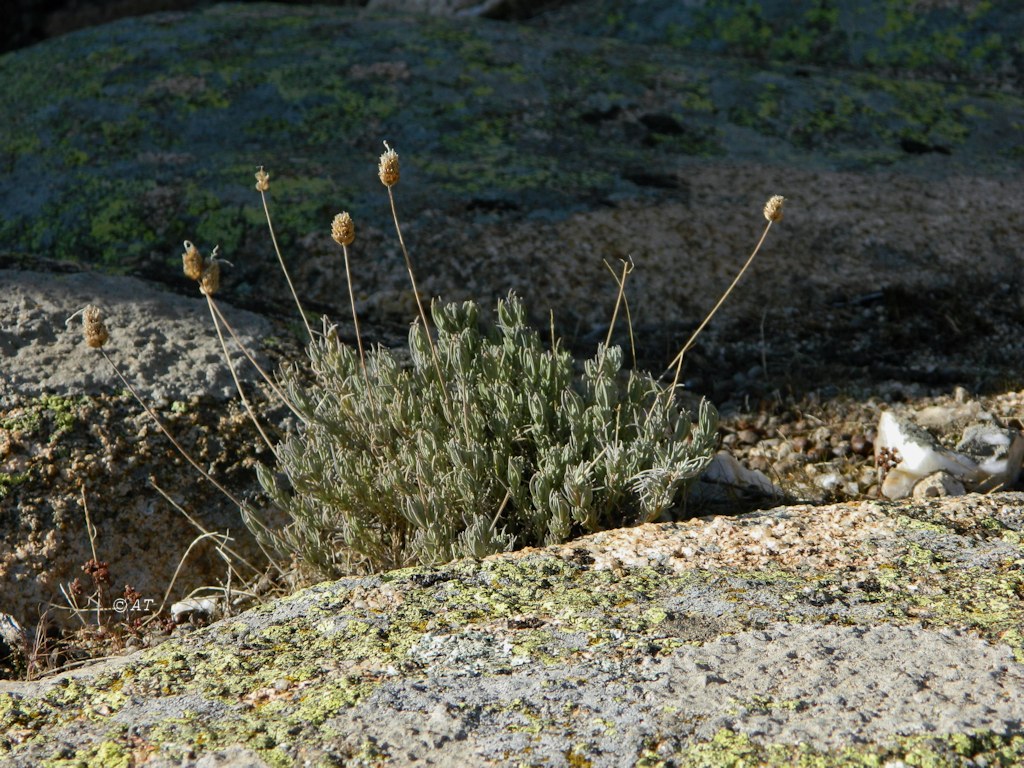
[0,269,272,403]
[2,1,1024,764]
[2,493,1024,765]
[875,409,1024,499]
[0,266,290,634]
[2,1,1023,397]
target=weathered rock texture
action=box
[1,1,1024,764]
[0,269,281,629]
[2,1,1022,396]
[2,493,1024,765]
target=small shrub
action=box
[250,294,719,578]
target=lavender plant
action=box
[186,146,778,580]
[252,294,719,577]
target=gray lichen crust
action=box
[2,493,1022,767]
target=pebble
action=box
[736,428,760,446]
[712,390,1024,506]
[850,434,872,456]
[912,471,966,499]
[956,424,1024,491]
[874,411,980,499]
[171,598,220,625]
[814,471,844,493]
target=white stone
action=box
[875,411,981,499]
[814,471,844,493]
[911,471,967,499]
[700,451,783,499]
[956,424,1024,492]
[170,598,220,625]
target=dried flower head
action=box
[82,557,110,586]
[82,305,109,349]
[200,260,220,296]
[255,167,270,192]
[182,240,204,281]
[378,141,400,187]
[763,195,785,223]
[331,212,355,246]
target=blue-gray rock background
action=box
[2,0,1022,399]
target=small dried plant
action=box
[234,144,782,579]
[664,194,785,390]
[72,141,783,596]
[253,294,720,575]
[3,486,178,679]
[56,297,284,677]
[69,302,253,513]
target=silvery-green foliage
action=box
[249,294,718,577]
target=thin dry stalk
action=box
[153,530,227,621]
[378,142,452,413]
[79,485,103,627]
[94,348,249,512]
[341,241,375,398]
[603,257,638,368]
[205,295,280,461]
[25,611,55,681]
[665,195,784,393]
[331,211,374,403]
[57,583,91,628]
[151,479,271,581]
[388,186,435,351]
[255,166,313,341]
[205,296,304,422]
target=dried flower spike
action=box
[763,195,785,223]
[198,246,223,294]
[200,260,221,296]
[331,212,355,246]
[378,142,400,187]
[83,305,109,349]
[182,240,204,281]
[255,167,270,192]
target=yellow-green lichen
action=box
[671,727,1024,768]
[2,522,1021,765]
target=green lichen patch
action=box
[0,556,723,761]
[662,727,1024,768]
[0,395,89,501]
[3,2,1020,307]
[0,394,87,441]
[576,0,1023,85]
[2,499,1023,765]
[881,545,1024,655]
[0,471,31,501]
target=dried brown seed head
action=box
[763,195,785,223]
[200,261,221,296]
[378,142,400,187]
[331,212,355,246]
[82,305,109,349]
[182,240,204,281]
[255,167,270,192]
[82,557,111,586]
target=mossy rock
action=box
[1,493,1023,766]
[1,2,1020,316]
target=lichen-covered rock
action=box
[1,6,1023,760]
[1,3,1022,396]
[1,493,1023,766]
